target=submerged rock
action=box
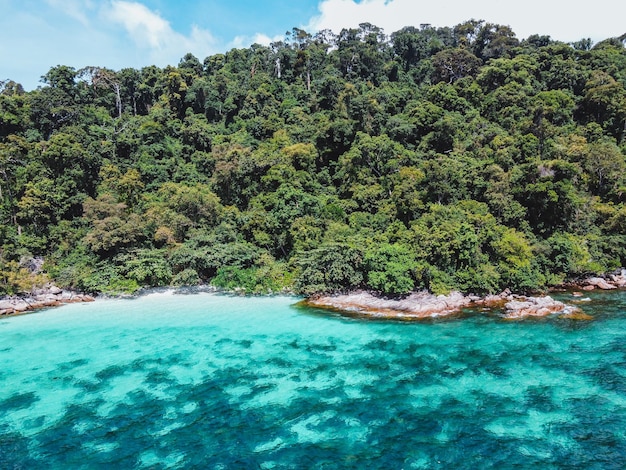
[560,310,594,321]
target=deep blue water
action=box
[1,290,625,469]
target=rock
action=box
[0,288,97,316]
[11,301,31,313]
[560,310,594,321]
[33,294,59,303]
[305,290,473,319]
[306,291,583,322]
[49,285,63,295]
[59,291,75,301]
[21,257,44,274]
[503,296,566,319]
[585,277,617,290]
[478,293,508,307]
[610,271,626,287]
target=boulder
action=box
[48,285,63,295]
[503,296,566,319]
[0,300,15,310]
[58,291,72,300]
[585,277,617,290]
[11,301,32,313]
[610,270,626,287]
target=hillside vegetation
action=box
[1,21,626,296]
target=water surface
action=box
[1,291,625,468]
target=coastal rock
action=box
[305,290,581,321]
[478,292,511,307]
[560,310,594,321]
[610,270,626,287]
[503,296,566,319]
[306,290,473,319]
[9,300,32,313]
[48,285,63,295]
[63,293,95,303]
[0,289,96,316]
[0,298,33,313]
[584,277,617,290]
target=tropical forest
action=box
[1,20,626,297]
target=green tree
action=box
[432,48,482,83]
[579,71,626,140]
[364,242,417,294]
[295,242,364,294]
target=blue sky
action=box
[2,0,625,90]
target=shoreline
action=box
[2,270,625,320]
[0,284,298,317]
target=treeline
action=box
[1,20,626,296]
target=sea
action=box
[1,290,625,469]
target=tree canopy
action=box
[2,21,626,296]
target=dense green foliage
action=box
[2,22,626,296]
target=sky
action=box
[1,0,625,91]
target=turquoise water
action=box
[1,291,625,469]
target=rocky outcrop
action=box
[304,290,583,321]
[502,296,571,319]
[305,290,474,319]
[567,270,626,291]
[0,284,95,316]
[610,269,626,287]
[584,277,617,290]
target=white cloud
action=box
[306,0,626,43]
[45,0,95,26]
[2,1,221,90]
[103,1,217,63]
[231,32,284,49]
[252,32,284,46]
[105,1,178,48]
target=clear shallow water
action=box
[1,291,625,469]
